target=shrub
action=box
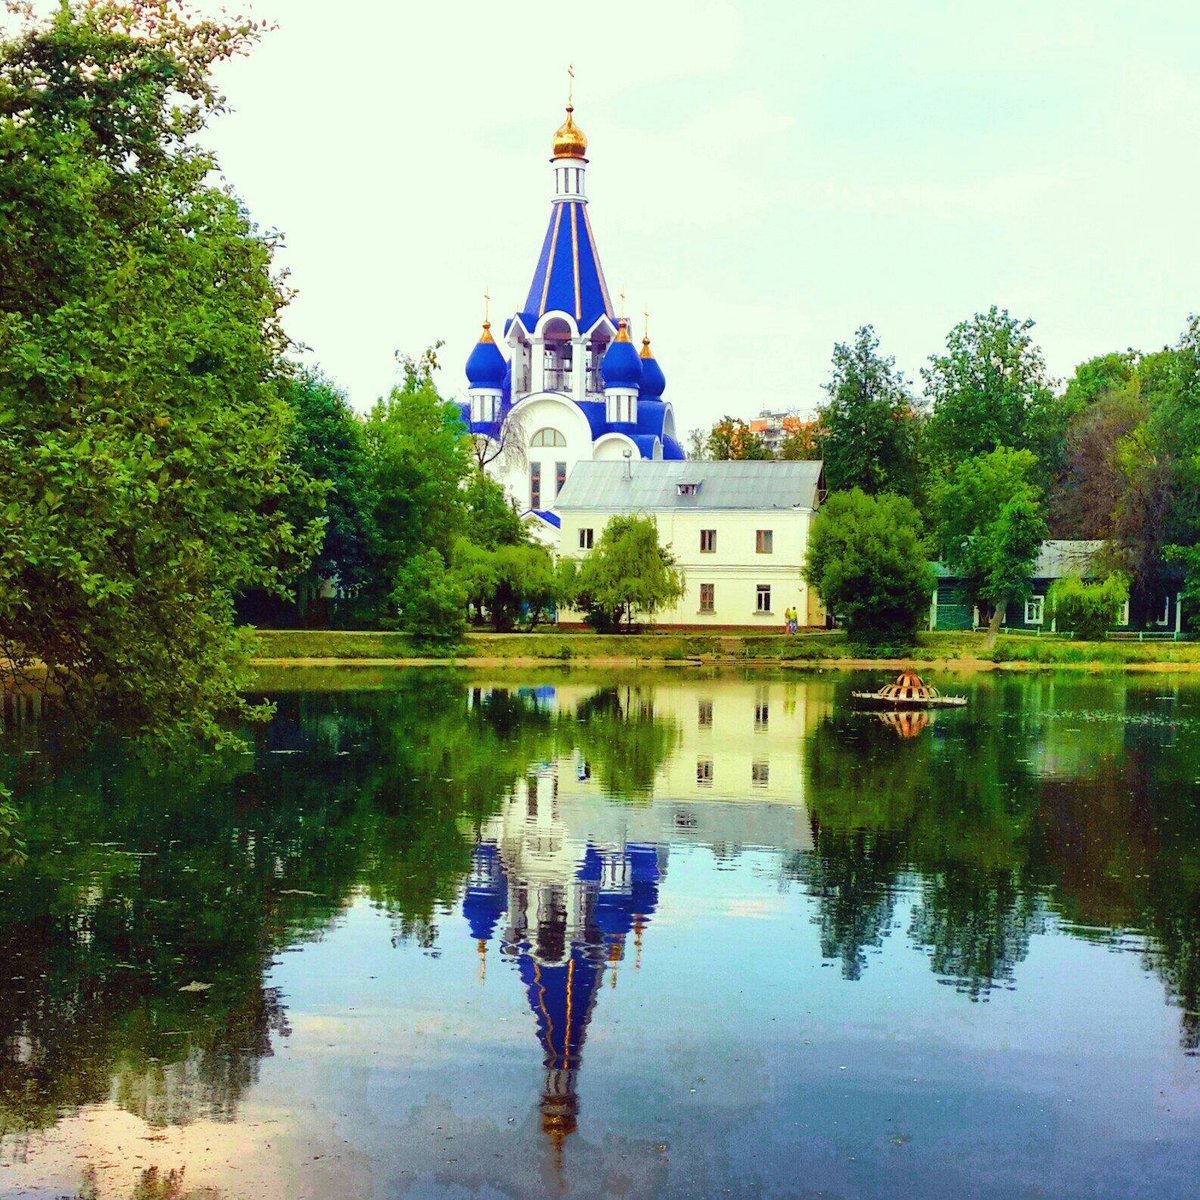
[1046,574,1129,641]
[391,550,467,648]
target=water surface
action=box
[2,669,1200,1199]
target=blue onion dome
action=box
[601,319,642,390]
[501,359,512,402]
[638,334,666,400]
[465,321,506,388]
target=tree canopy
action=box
[803,489,934,644]
[573,515,685,631]
[817,325,918,496]
[0,0,322,742]
[934,448,1048,644]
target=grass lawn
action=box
[249,627,1200,670]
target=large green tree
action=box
[934,448,1048,646]
[817,325,917,495]
[923,307,1063,480]
[573,514,684,631]
[361,349,472,618]
[0,0,322,742]
[803,489,934,644]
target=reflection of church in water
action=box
[463,766,664,1156]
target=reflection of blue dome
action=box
[638,340,666,401]
[601,325,642,390]
[463,843,507,942]
[465,324,506,388]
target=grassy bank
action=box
[249,628,1200,670]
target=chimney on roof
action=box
[622,449,632,481]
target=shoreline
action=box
[248,653,1200,674]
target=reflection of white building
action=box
[555,460,827,628]
[461,675,830,1157]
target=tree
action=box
[391,549,467,647]
[464,469,528,550]
[0,1,323,743]
[1046,574,1130,640]
[452,539,558,631]
[574,515,684,632]
[704,416,771,460]
[777,419,823,461]
[934,448,1049,646]
[817,325,917,494]
[361,355,472,616]
[685,427,708,461]
[802,489,934,644]
[922,307,1059,474]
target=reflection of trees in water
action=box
[799,680,1200,1032]
[909,868,1044,1001]
[799,700,1045,998]
[786,830,905,981]
[0,674,686,1136]
[571,686,680,799]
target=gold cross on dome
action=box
[568,64,574,106]
[483,286,490,324]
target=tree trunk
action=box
[984,602,1005,650]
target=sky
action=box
[14,1,1200,429]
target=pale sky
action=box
[17,2,1200,429]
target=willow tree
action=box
[0,2,322,742]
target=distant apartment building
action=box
[749,409,813,456]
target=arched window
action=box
[531,428,567,448]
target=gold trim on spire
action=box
[478,320,495,345]
[614,318,631,343]
[640,309,654,358]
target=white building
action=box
[554,459,827,628]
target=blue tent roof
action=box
[523,201,614,332]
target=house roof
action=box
[554,459,825,511]
[934,540,1104,580]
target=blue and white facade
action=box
[461,102,684,535]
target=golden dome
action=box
[640,334,654,359]
[552,104,588,160]
[613,318,631,342]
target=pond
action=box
[2,668,1200,1199]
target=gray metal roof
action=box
[554,459,825,511]
[1033,540,1103,578]
[934,540,1103,580]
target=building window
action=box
[696,758,713,787]
[756,529,773,554]
[756,584,772,613]
[529,463,541,510]
[698,699,713,728]
[531,428,567,448]
[700,529,716,553]
[699,583,715,613]
[752,761,769,788]
[555,461,567,497]
[1157,595,1173,626]
[1025,595,1044,625]
[578,528,594,550]
[677,482,699,496]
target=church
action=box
[460,97,685,540]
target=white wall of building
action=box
[556,506,822,628]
